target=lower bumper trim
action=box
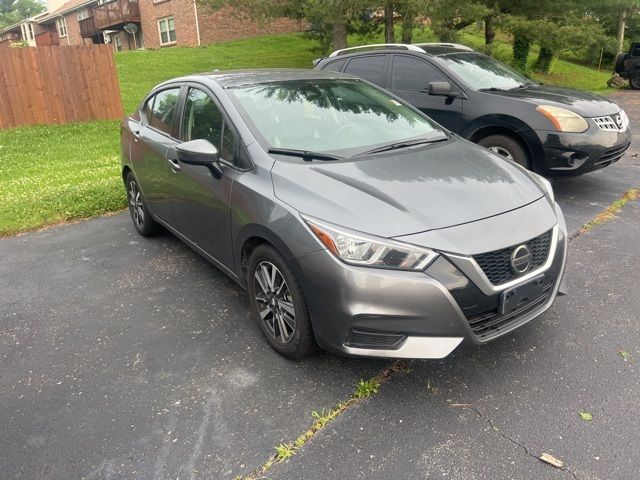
[342,336,463,359]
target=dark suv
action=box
[615,41,640,89]
[314,43,631,175]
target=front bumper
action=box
[535,125,631,175]
[296,205,568,359]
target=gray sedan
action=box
[120,69,567,360]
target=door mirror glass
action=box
[176,139,220,166]
[428,81,458,98]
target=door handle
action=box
[132,129,140,142]
[167,158,181,172]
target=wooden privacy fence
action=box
[0,45,123,129]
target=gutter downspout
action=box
[192,0,201,46]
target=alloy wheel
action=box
[253,261,296,344]
[632,74,640,89]
[488,146,514,161]
[128,180,145,230]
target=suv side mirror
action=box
[176,139,223,178]
[428,81,459,98]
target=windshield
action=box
[439,52,534,91]
[229,79,444,155]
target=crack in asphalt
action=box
[568,187,640,243]
[472,407,582,480]
[233,360,411,480]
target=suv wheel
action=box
[125,172,161,236]
[247,244,314,360]
[630,71,640,90]
[478,134,530,169]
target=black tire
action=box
[247,244,315,360]
[125,172,162,237]
[614,53,628,74]
[477,134,530,169]
[630,71,640,90]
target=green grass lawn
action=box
[0,31,620,236]
[0,121,123,235]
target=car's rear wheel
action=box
[630,71,640,90]
[614,53,628,74]
[247,244,314,360]
[478,134,530,169]
[125,172,161,236]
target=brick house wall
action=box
[63,11,95,46]
[138,1,303,49]
[138,0,198,49]
[196,6,304,46]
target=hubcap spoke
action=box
[254,268,270,295]
[258,306,271,320]
[279,299,295,316]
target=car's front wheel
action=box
[478,134,530,169]
[247,244,314,360]
[125,172,161,236]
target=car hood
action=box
[483,84,621,117]
[271,137,546,238]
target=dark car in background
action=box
[121,69,567,361]
[615,41,640,89]
[314,43,631,176]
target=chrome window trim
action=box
[444,224,559,296]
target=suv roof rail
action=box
[416,42,474,51]
[328,43,426,57]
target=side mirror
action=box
[176,139,223,178]
[428,81,459,98]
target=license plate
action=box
[499,275,546,315]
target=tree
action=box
[0,0,44,29]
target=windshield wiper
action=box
[356,136,447,157]
[267,148,344,162]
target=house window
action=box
[56,17,68,38]
[20,23,34,42]
[77,9,90,21]
[157,16,176,46]
[112,34,122,52]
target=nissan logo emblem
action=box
[510,245,532,274]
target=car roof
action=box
[320,43,474,62]
[191,68,353,88]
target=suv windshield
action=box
[229,79,444,155]
[439,52,534,91]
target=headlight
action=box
[536,105,588,133]
[620,109,630,131]
[302,215,438,271]
[532,173,555,203]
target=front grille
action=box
[344,329,406,350]
[593,114,628,132]
[466,284,553,339]
[596,142,630,166]
[473,230,553,286]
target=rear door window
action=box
[322,59,346,72]
[391,56,448,93]
[146,87,181,135]
[343,55,387,87]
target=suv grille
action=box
[473,230,552,285]
[593,114,628,132]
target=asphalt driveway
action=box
[1,91,639,480]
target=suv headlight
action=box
[302,215,438,271]
[536,105,588,133]
[620,109,630,131]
